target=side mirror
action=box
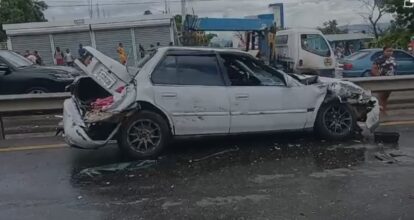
[0,64,11,75]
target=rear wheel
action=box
[118,111,171,159]
[315,102,356,140]
[26,87,48,94]
[361,71,370,77]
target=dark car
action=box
[341,49,414,77]
[0,50,79,95]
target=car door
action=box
[218,53,325,133]
[394,51,414,75]
[152,51,230,135]
[0,58,19,95]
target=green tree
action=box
[317,20,347,35]
[370,0,414,48]
[384,0,414,31]
[0,0,48,42]
[358,0,388,39]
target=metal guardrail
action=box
[1,75,414,140]
[0,93,70,139]
[346,75,414,92]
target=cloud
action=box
[43,0,392,27]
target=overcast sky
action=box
[43,0,393,28]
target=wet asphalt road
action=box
[1,125,414,220]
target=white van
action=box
[275,29,336,77]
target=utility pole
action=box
[96,1,100,19]
[164,0,168,14]
[181,0,186,27]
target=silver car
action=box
[63,46,379,159]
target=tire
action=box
[118,111,171,159]
[26,87,49,94]
[314,102,357,140]
[361,71,370,77]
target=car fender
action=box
[135,82,176,136]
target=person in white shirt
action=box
[64,49,75,66]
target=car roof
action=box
[360,48,406,52]
[158,46,251,55]
[276,28,322,35]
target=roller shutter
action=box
[53,32,91,59]
[10,35,53,65]
[134,25,171,51]
[94,29,134,65]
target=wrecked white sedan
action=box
[63,46,379,159]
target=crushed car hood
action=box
[292,74,372,103]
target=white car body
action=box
[63,46,379,150]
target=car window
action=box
[151,56,178,84]
[151,54,224,86]
[220,53,285,86]
[370,52,382,61]
[394,51,414,60]
[300,34,331,57]
[0,50,33,68]
[346,51,370,61]
[276,35,288,45]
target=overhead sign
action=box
[269,3,285,29]
[404,0,414,8]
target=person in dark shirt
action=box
[78,44,86,58]
[371,46,396,115]
[34,51,42,65]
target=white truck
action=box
[275,28,337,77]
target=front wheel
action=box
[314,102,356,140]
[118,111,171,159]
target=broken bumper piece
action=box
[365,97,380,132]
[63,98,120,149]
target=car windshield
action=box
[0,50,33,68]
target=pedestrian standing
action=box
[34,51,43,65]
[64,49,75,66]
[27,51,37,64]
[78,43,86,58]
[371,46,396,115]
[24,50,30,58]
[54,47,64,65]
[139,44,145,58]
[117,43,127,65]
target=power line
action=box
[46,0,246,7]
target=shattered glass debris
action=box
[77,160,157,177]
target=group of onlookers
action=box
[23,44,86,67]
[23,50,43,65]
[54,44,86,66]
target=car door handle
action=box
[235,94,249,99]
[161,92,177,98]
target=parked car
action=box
[63,46,379,159]
[342,49,414,77]
[0,50,79,94]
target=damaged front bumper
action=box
[63,98,121,149]
[324,79,380,132]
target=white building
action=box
[3,14,178,66]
